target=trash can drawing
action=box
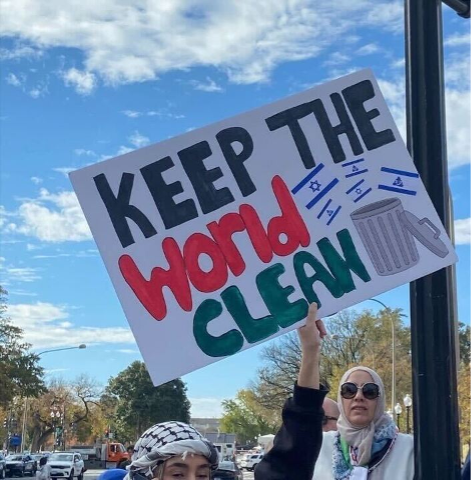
[350,197,449,276]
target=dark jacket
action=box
[255,383,328,480]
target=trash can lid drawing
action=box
[399,211,449,258]
[350,198,401,220]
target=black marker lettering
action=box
[140,156,198,229]
[179,141,234,214]
[94,172,157,248]
[216,127,256,196]
[342,80,396,150]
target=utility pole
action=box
[404,0,468,478]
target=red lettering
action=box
[267,175,311,256]
[184,233,229,292]
[207,213,246,276]
[239,204,273,263]
[118,237,192,321]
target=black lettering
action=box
[342,80,396,151]
[179,141,234,214]
[93,172,157,248]
[140,156,198,229]
[312,95,364,164]
[216,127,256,196]
[265,103,317,169]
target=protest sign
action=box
[70,69,457,386]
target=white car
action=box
[48,453,85,480]
[240,453,264,471]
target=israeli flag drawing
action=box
[341,158,368,178]
[346,179,372,203]
[378,167,419,196]
[317,198,342,225]
[291,163,339,210]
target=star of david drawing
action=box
[309,180,321,192]
[393,176,404,187]
[355,188,363,194]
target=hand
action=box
[297,302,327,354]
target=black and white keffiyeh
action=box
[125,421,219,480]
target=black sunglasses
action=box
[340,382,380,400]
[322,415,338,426]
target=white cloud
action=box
[0,0,404,87]
[0,43,43,60]
[2,266,41,283]
[378,71,470,170]
[454,218,470,245]
[74,148,97,157]
[53,167,76,177]
[6,73,23,87]
[31,176,43,184]
[62,68,97,95]
[355,43,379,56]
[191,77,224,92]
[189,397,224,418]
[7,301,135,349]
[128,131,150,148]
[12,189,92,242]
[122,110,185,119]
[122,110,142,118]
[445,32,470,47]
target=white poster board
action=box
[70,69,457,386]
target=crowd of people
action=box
[84,303,466,479]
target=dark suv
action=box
[212,461,243,480]
[5,454,37,477]
[0,453,6,479]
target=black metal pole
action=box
[442,0,471,17]
[406,406,411,435]
[404,1,461,479]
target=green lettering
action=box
[293,250,344,305]
[317,228,371,293]
[193,299,244,357]
[221,285,279,343]
[256,263,308,328]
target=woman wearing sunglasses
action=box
[120,303,328,480]
[313,366,414,479]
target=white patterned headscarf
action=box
[124,421,219,480]
[336,366,392,466]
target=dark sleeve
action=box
[254,383,328,480]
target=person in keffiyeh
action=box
[123,421,219,480]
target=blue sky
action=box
[0,1,470,418]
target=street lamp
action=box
[403,394,412,434]
[394,402,403,431]
[37,344,87,356]
[20,344,87,452]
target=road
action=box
[5,469,255,480]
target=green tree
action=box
[105,361,190,442]
[254,308,412,414]
[457,322,470,451]
[220,390,278,445]
[0,286,45,406]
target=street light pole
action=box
[405,1,462,476]
[37,344,87,356]
[20,344,87,452]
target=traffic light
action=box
[105,429,109,438]
[3,418,7,428]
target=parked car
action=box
[48,452,85,480]
[239,453,264,471]
[0,453,6,480]
[5,454,37,477]
[212,461,243,480]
